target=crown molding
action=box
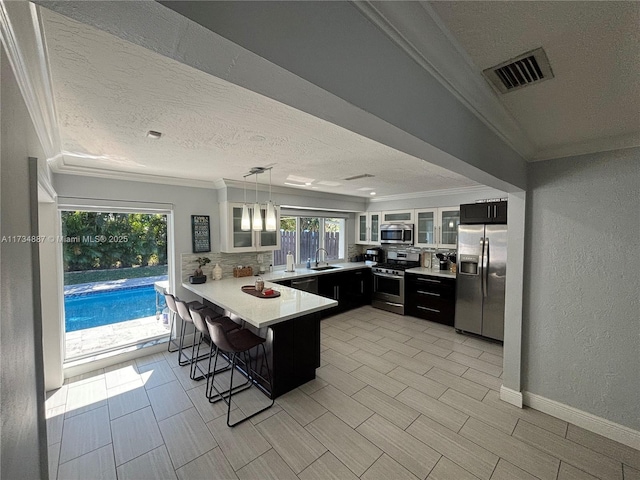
[352,1,535,161]
[369,185,497,203]
[532,132,640,162]
[0,1,61,161]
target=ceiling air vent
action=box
[344,173,374,181]
[483,47,554,94]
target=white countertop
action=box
[259,261,370,282]
[405,267,457,279]
[182,276,338,329]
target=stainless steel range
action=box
[372,249,421,315]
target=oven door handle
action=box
[373,272,403,280]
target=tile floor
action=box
[46,305,640,480]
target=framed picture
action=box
[191,215,211,253]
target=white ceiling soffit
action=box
[358,1,640,162]
[38,8,479,197]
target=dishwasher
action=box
[290,276,319,294]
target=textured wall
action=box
[1,47,48,479]
[524,147,640,429]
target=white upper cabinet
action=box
[381,210,414,223]
[355,212,381,245]
[414,206,460,249]
[220,202,281,253]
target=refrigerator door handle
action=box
[482,237,489,298]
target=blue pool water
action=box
[64,285,159,332]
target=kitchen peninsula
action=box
[183,275,338,397]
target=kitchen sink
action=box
[310,265,341,271]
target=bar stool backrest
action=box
[175,299,194,323]
[164,293,178,314]
[189,307,207,334]
[206,317,236,353]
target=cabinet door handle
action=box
[417,277,441,284]
[494,205,497,218]
[360,280,364,295]
[487,205,491,217]
[417,290,440,296]
[292,278,316,285]
[417,305,440,313]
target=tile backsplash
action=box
[181,252,274,282]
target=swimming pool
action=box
[64,285,161,332]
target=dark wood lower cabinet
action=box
[405,273,456,326]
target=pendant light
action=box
[252,173,263,231]
[241,176,251,231]
[265,168,277,231]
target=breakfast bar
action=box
[182,277,337,398]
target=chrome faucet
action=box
[315,248,329,267]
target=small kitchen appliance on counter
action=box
[372,248,421,315]
[364,247,384,266]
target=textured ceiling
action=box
[41,9,477,197]
[429,1,640,160]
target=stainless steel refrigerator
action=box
[455,224,507,341]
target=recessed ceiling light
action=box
[146,130,162,139]
[370,192,376,196]
[286,174,315,184]
[317,181,342,187]
[358,187,374,191]
[284,182,306,187]
[305,182,312,186]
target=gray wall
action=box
[1,47,48,480]
[524,147,640,429]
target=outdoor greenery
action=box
[61,211,168,272]
[64,265,168,286]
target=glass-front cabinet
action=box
[382,210,413,223]
[414,206,459,249]
[221,202,281,253]
[355,212,381,245]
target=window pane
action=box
[300,217,320,264]
[274,216,296,266]
[324,218,344,260]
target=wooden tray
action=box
[241,285,281,299]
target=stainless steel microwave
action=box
[380,224,414,245]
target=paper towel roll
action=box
[286,252,295,272]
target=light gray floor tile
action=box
[389,366,448,399]
[46,385,69,409]
[478,351,503,366]
[323,325,357,342]
[351,365,407,397]
[421,327,466,343]
[48,442,60,480]
[398,328,440,344]
[348,336,389,356]
[376,336,421,357]
[111,406,164,466]
[57,444,116,480]
[513,419,623,480]
[352,386,419,430]
[357,414,440,479]
[159,407,217,469]
[439,389,518,434]
[345,325,384,342]
[396,388,469,433]
[172,363,205,391]
[311,385,374,428]
[362,453,420,480]
[349,350,397,374]
[427,456,479,480]
[346,318,380,332]
[460,417,559,480]
[482,390,568,437]
[147,380,194,421]
[65,377,108,419]
[207,414,271,471]
[372,325,412,342]
[557,461,599,480]
[299,377,328,395]
[565,424,640,470]
[116,445,177,480]
[316,364,367,396]
[434,338,483,358]
[47,405,65,446]
[276,388,327,426]
[176,446,238,480]
[322,336,359,355]
[59,406,112,464]
[107,378,150,420]
[256,411,327,473]
[136,351,167,367]
[382,350,431,375]
[298,451,359,480]
[461,336,504,355]
[447,351,503,377]
[425,367,489,401]
[490,459,538,480]
[139,359,178,390]
[462,368,503,391]
[186,383,238,423]
[65,369,105,387]
[321,348,363,373]
[624,464,640,480]
[406,414,498,480]
[414,351,470,375]
[306,412,382,477]
[104,361,141,390]
[236,449,299,480]
[405,337,452,357]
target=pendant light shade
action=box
[265,201,277,231]
[252,174,263,231]
[241,177,251,231]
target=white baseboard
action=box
[523,391,640,451]
[500,385,523,408]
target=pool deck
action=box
[64,275,169,296]
[65,314,171,359]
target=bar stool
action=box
[205,317,274,427]
[163,293,204,354]
[174,298,210,367]
[189,307,239,381]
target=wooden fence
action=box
[273,231,340,265]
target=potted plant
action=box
[189,256,211,284]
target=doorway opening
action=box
[61,210,171,360]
